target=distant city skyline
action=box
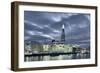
[24,11,90,48]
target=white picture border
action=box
[18,5,96,68]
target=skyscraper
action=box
[61,24,65,43]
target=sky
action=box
[24,11,90,48]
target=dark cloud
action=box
[24,11,90,48]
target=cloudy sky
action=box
[24,11,90,48]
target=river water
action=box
[25,53,90,62]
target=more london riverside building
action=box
[24,24,90,62]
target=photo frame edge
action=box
[11,1,98,71]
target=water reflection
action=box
[25,53,90,62]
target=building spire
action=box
[61,24,65,43]
[62,24,64,29]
